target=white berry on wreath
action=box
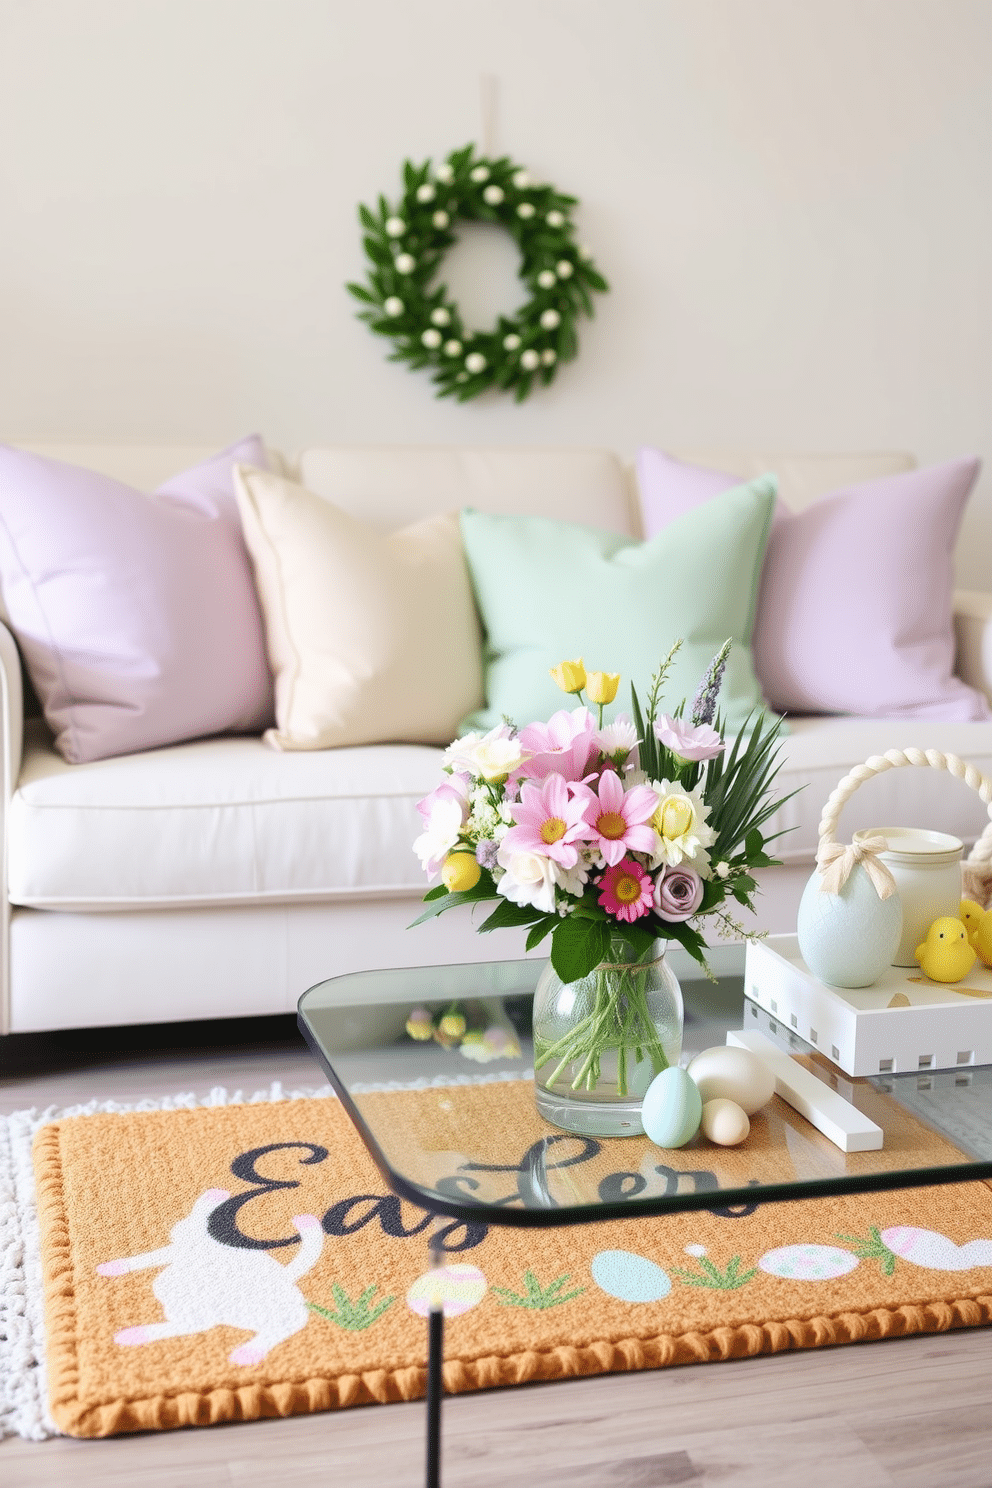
[347,145,608,402]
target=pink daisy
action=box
[598,857,654,923]
[516,708,599,783]
[581,770,659,866]
[500,773,593,868]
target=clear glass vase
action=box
[532,936,683,1137]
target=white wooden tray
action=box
[744,934,992,1077]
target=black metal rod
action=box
[426,1304,444,1488]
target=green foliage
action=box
[309,1284,397,1330]
[549,915,611,983]
[834,1226,897,1276]
[671,1254,758,1290]
[348,143,608,403]
[493,1270,586,1309]
[408,878,497,927]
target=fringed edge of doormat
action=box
[0,1082,331,1442]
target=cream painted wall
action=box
[1,0,990,582]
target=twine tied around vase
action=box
[816,833,898,899]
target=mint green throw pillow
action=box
[459,475,778,733]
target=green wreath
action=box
[347,144,608,403]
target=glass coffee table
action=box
[298,957,992,1487]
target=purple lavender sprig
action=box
[690,639,732,726]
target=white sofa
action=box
[3,442,992,1036]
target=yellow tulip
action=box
[585,670,620,705]
[441,852,482,893]
[549,658,587,694]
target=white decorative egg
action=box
[880,1226,992,1271]
[641,1066,702,1148]
[685,1046,774,1115]
[797,862,902,987]
[591,1249,671,1303]
[758,1244,859,1281]
[700,1097,750,1146]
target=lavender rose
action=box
[654,865,703,922]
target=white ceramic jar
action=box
[853,827,963,968]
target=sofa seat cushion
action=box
[7,725,442,910]
[10,716,992,914]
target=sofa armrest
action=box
[954,590,992,705]
[0,620,23,798]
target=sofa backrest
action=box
[298,445,636,533]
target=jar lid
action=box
[854,826,963,865]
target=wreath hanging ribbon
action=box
[347,143,608,403]
[816,834,898,899]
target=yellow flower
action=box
[549,658,587,694]
[438,1010,467,1038]
[585,670,620,705]
[441,852,482,893]
[656,794,695,841]
[405,1007,434,1040]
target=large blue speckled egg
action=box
[640,1066,702,1148]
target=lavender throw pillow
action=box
[0,436,275,763]
[635,447,989,722]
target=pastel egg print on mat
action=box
[407,1263,487,1317]
[758,1244,860,1281]
[881,1227,992,1271]
[591,1249,671,1303]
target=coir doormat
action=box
[2,1079,992,1439]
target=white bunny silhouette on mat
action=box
[96,1186,324,1366]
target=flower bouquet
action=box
[412,641,791,1129]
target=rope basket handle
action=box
[817,751,992,884]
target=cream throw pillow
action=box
[233,466,484,750]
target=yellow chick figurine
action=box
[915,916,977,983]
[972,909,992,968]
[959,898,986,948]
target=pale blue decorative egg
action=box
[797,862,902,988]
[640,1066,702,1148]
[591,1248,671,1303]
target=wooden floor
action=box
[3,1016,992,1488]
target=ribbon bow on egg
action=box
[816,833,898,899]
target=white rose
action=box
[416,184,435,202]
[540,309,561,329]
[421,328,442,348]
[469,733,525,781]
[383,297,404,316]
[394,253,416,274]
[385,216,405,237]
[496,842,557,915]
[520,349,540,371]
